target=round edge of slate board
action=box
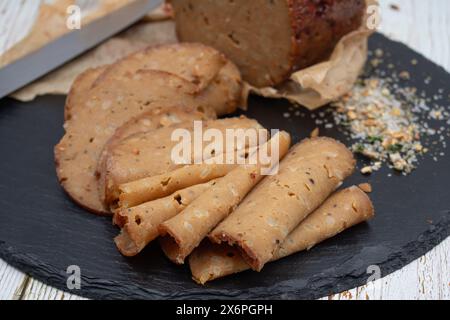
[0,33,449,300]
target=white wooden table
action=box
[0,0,449,300]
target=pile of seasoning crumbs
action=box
[329,50,449,175]
[285,48,449,176]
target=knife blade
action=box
[0,0,162,99]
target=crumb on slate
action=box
[310,127,320,138]
[358,183,373,193]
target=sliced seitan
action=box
[190,186,374,284]
[97,105,217,207]
[195,60,242,115]
[103,117,265,208]
[57,43,243,214]
[158,131,291,264]
[209,137,356,271]
[91,43,243,116]
[56,69,236,214]
[93,43,227,92]
[64,66,108,120]
[114,180,218,257]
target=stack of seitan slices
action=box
[108,134,375,280]
[97,106,218,209]
[55,43,243,214]
[102,117,265,208]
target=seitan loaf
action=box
[171,0,365,87]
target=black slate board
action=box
[0,33,449,300]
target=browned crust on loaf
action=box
[286,0,366,76]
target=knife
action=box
[0,0,162,99]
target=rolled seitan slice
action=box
[158,131,291,264]
[104,117,265,208]
[190,186,375,284]
[171,0,365,87]
[93,43,242,116]
[210,137,356,271]
[56,65,241,214]
[114,180,218,257]
[116,139,259,210]
[118,163,236,210]
[97,106,217,207]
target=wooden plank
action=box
[20,278,86,300]
[378,0,450,72]
[0,259,28,300]
[323,239,450,300]
[0,258,86,300]
[0,0,41,55]
[0,0,101,60]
